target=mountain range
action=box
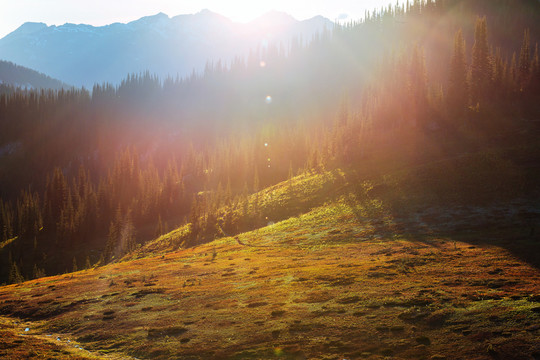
[0,10,333,88]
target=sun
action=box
[209,1,274,22]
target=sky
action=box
[0,0,393,38]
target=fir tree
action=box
[155,214,164,238]
[32,264,45,279]
[104,221,118,262]
[448,29,468,115]
[9,261,24,284]
[470,17,492,106]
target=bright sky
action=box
[0,0,393,38]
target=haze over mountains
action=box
[0,60,67,91]
[0,10,333,88]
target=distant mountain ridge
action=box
[0,60,67,91]
[0,10,333,88]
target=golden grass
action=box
[1,198,539,359]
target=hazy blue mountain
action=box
[0,60,68,91]
[0,10,333,88]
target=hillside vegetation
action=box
[1,140,539,358]
[0,171,539,359]
[0,0,539,358]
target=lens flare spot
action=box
[260,61,266,67]
[274,348,283,356]
[265,95,272,104]
[267,158,271,161]
[264,142,268,147]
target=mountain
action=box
[0,60,67,91]
[0,10,333,88]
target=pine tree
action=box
[189,194,201,237]
[155,214,164,238]
[9,261,24,284]
[44,167,68,230]
[120,210,136,255]
[32,264,45,279]
[104,221,118,262]
[0,199,14,242]
[448,29,468,115]
[470,17,492,106]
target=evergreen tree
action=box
[120,210,136,255]
[492,48,507,102]
[104,221,118,262]
[0,199,14,242]
[32,264,45,279]
[155,214,164,238]
[9,261,24,284]
[44,168,68,231]
[189,194,201,238]
[448,29,469,116]
[470,17,492,106]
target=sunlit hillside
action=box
[0,0,539,358]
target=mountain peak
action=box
[254,10,297,23]
[129,12,169,26]
[304,15,333,27]
[13,22,48,35]
[192,9,230,23]
[197,9,217,16]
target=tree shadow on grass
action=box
[342,168,540,270]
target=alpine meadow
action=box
[0,0,540,359]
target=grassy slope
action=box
[0,148,539,359]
